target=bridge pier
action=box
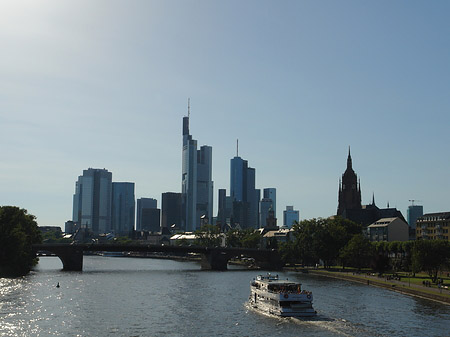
[58,246,84,271]
[200,249,231,270]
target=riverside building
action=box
[416,212,450,241]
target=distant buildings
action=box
[260,198,273,228]
[416,212,450,241]
[265,207,278,229]
[72,169,139,236]
[140,208,161,233]
[112,182,135,236]
[161,192,182,231]
[72,168,112,234]
[407,204,424,229]
[64,220,77,234]
[196,145,213,226]
[367,217,409,242]
[230,152,259,229]
[217,189,232,229]
[181,104,214,231]
[263,188,276,215]
[283,206,299,228]
[136,198,158,231]
[336,148,405,227]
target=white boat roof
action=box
[255,274,300,285]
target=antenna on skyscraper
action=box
[236,139,239,157]
[188,98,190,118]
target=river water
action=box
[1,256,449,337]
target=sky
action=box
[1,0,449,228]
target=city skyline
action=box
[1,1,449,227]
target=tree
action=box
[316,217,362,268]
[194,224,222,247]
[0,206,42,277]
[291,218,322,266]
[42,230,72,244]
[278,241,298,266]
[411,240,450,282]
[113,236,133,245]
[225,228,244,248]
[371,241,390,274]
[225,228,261,248]
[240,229,261,249]
[401,241,414,272]
[290,217,362,268]
[339,234,373,270]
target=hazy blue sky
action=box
[1,0,449,227]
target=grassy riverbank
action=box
[297,268,450,305]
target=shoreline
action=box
[301,269,450,305]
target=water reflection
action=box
[1,257,449,337]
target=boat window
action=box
[268,284,279,292]
[267,284,301,293]
[280,301,291,307]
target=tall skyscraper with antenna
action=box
[230,140,259,228]
[181,100,213,231]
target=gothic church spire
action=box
[347,146,352,170]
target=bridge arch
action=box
[34,244,83,271]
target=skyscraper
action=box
[136,198,158,231]
[111,182,135,236]
[217,188,234,229]
[182,111,197,231]
[260,198,273,228]
[196,145,213,226]
[161,192,182,230]
[141,208,161,232]
[263,188,276,216]
[181,101,213,231]
[72,168,112,234]
[217,189,227,227]
[230,151,259,229]
[407,204,423,229]
[283,205,299,228]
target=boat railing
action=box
[256,274,279,281]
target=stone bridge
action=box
[32,243,283,271]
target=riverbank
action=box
[300,268,450,305]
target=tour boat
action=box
[249,274,316,317]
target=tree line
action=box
[280,217,450,283]
[192,218,450,283]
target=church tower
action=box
[337,147,362,216]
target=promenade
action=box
[304,269,450,305]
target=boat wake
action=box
[245,302,383,337]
